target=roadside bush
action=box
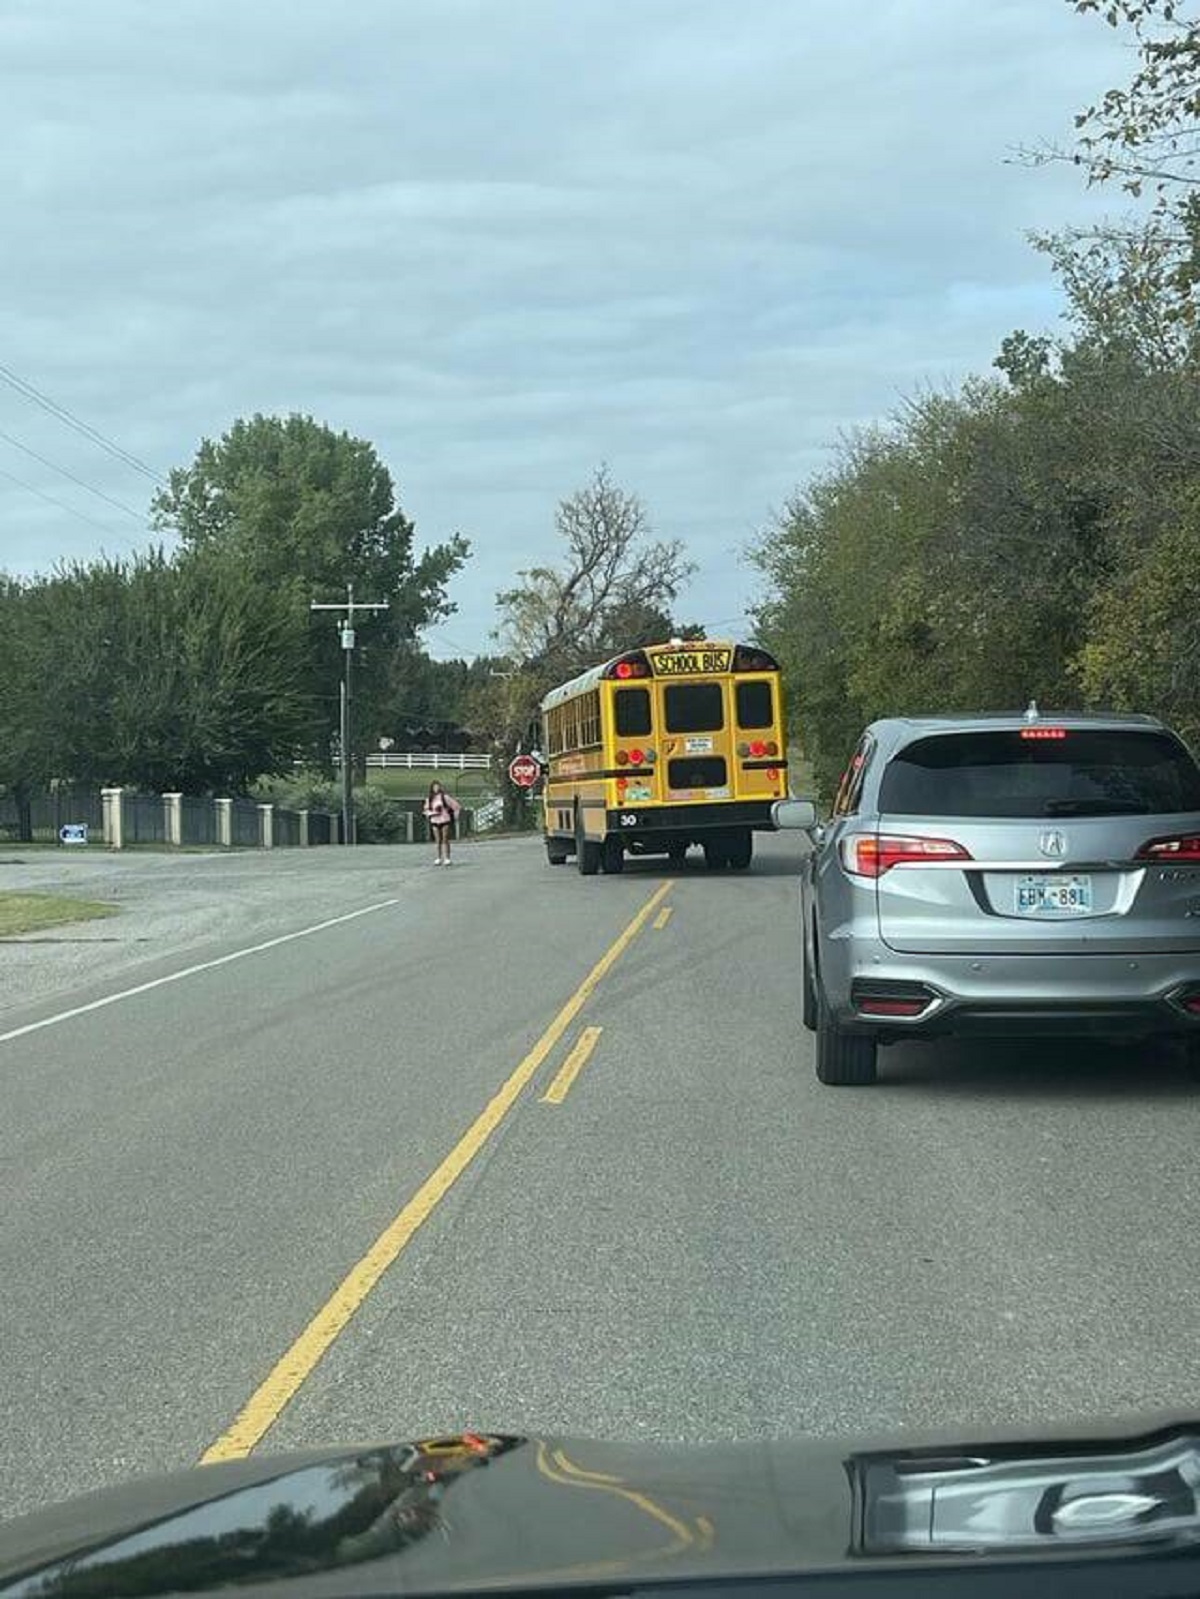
[251,771,410,842]
[350,784,411,843]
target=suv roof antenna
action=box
[1024,699,1040,722]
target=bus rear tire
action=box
[546,837,570,866]
[601,835,625,874]
[667,842,688,865]
[727,831,753,870]
[703,839,728,871]
[575,814,601,876]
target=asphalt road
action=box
[4,831,1200,1523]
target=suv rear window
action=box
[879,730,1200,818]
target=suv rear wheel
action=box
[815,987,877,1086]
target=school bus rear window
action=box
[615,687,652,737]
[736,681,774,729]
[665,683,723,733]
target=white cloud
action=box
[0,0,1131,643]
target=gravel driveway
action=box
[0,845,443,1016]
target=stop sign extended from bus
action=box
[508,754,541,788]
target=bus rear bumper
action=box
[605,801,775,836]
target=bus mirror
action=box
[772,799,817,831]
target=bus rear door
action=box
[657,675,734,803]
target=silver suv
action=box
[775,709,1200,1085]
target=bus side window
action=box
[615,687,652,737]
[736,680,774,729]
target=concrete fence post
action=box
[405,811,414,844]
[101,787,125,850]
[299,809,309,846]
[258,803,274,849]
[214,798,233,848]
[163,792,183,847]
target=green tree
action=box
[753,248,1200,801]
[752,2,1200,802]
[477,465,695,821]
[152,413,469,767]
[1075,481,1200,744]
[493,464,693,685]
[10,551,314,795]
[0,575,44,839]
[383,647,502,747]
[1021,2,1200,324]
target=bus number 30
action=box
[620,813,639,827]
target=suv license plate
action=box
[1015,875,1094,916]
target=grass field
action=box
[0,893,115,937]
[366,769,495,800]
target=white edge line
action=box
[0,899,401,1047]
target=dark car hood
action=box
[5,1414,1200,1597]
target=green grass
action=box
[0,892,115,937]
[366,769,494,800]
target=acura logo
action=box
[1039,829,1067,858]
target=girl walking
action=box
[424,781,462,866]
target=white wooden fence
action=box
[367,752,492,771]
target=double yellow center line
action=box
[201,878,672,1464]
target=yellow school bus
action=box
[539,639,787,874]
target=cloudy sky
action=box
[1,0,1127,655]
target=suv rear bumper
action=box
[821,934,1200,1039]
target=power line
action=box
[0,360,163,485]
[0,461,139,545]
[0,428,146,522]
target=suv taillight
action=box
[1138,834,1200,862]
[841,834,973,878]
